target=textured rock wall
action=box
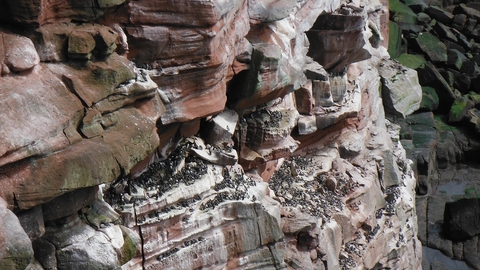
[0,0,422,269]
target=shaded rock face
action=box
[0,0,422,269]
[389,0,480,268]
[444,198,480,241]
[307,10,372,73]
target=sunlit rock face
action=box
[0,0,422,269]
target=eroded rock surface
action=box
[0,0,422,269]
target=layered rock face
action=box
[0,0,422,269]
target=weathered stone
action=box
[297,115,318,135]
[404,0,427,13]
[42,186,97,222]
[439,69,455,87]
[466,92,480,105]
[33,23,75,62]
[97,0,125,9]
[202,109,238,147]
[452,13,467,31]
[471,25,480,42]
[446,49,467,70]
[54,53,136,106]
[312,79,333,107]
[281,208,317,234]
[295,80,315,115]
[307,13,371,72]
[443,40,466,54]
[337,129,365,157]
[388,21,403,59]
[190,137,238,165]
[229,42,303,110]
[379,60,422,118]
[467,108,480,133]
[464,236,480,269]
[84,198,121,229]
[0,67,84,168]
[46,216,120,269]
[318,221,342,270]
[453,73,471,93]
[0,138,121,209]
[417,12,431,24]
[243,109,298,148]
[410,123,437,148]
[0,2,424,270]
[433,21,457,42]
[93,26,119,57]
[100,101,162,174]
[460,59,479,77]
[444,198,480,241]
[390,0,418,29]
[417,62,456,112]
[395,53,427,69]
[465,18,477,34]
[425,6,454,24]
[68,30,96,59]
[17,206,45,240]
[420,86,440,111]
[2,32,40,73]
[453,29,472,50]
[32,238,57,269]
[304,61,329,81]
[436,121,465,169]
[416,32,448,62]
[0,197,34,269]
[456,4,480,21]
[248,0,297,23]
[329,73,347,103]
[81,108,104,138]
[448,96,475,123]
[128,0,243,27]
[380,149,402,188]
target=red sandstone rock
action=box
[307,12,371,72]
[0,198,6,262]
[0,66,84,167]
[0,1,423,270]
[128,0,243,27]
[2,32,40,73]
[50,53,135,106]
[0,139,121,209]
[68,30,96,59]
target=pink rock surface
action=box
[0,0,423,269]
[2,32,40,73]
[0,65,84,167]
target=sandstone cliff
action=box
[0,0,422,269]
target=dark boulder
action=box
[444,198,480,241]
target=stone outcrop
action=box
[0,0,423,269]
[444,198,480,241]
[389,0,480,267]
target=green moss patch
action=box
[396,53,427,69]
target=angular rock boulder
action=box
[307,12,371,72]
[1,32,40,73]
[379,60,422,118]
[0,198,34,269]
[448,96,475,123]
[444,198,480,241]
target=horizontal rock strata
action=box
[0,0,422,269]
